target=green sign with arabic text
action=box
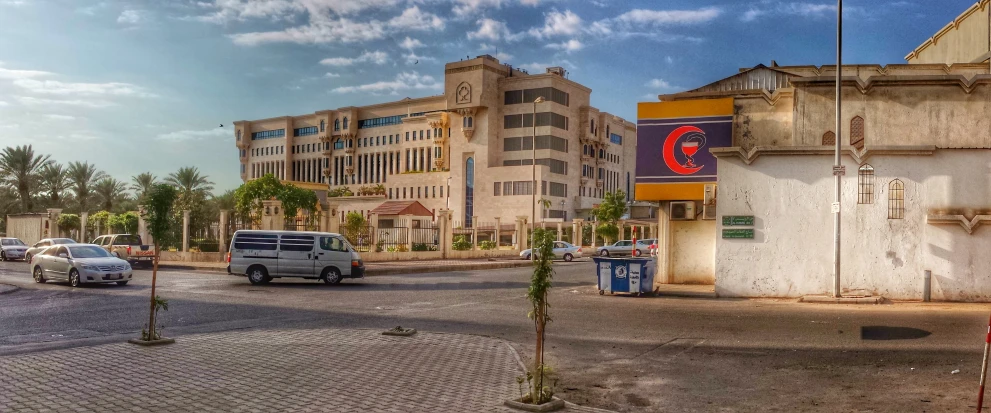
[722,216,754,226]
[722,229,755,239]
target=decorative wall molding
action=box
[710,145,937,165]
[927,214,991,234]
[790,74,991,95]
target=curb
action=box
[0,283,20,295]
[157,260,534,276]
[798,295,884,304]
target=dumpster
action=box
[592,257,655,296]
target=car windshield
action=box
[1,239,25,246]
[54,238,77,245]
[68,245,112,258]
[112,235,142,245]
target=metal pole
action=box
[978,312,991,412]
[923,270,932,302]
[832,0,843,298]
[531,99,538,261]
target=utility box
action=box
[593,257,656,296]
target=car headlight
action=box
[81,265,99,271]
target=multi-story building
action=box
[233,55,636,227]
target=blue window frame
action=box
[610,133,623,144]
[251,129,285,140]
[294,126,318,137]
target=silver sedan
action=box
[520,241,583,262]
[25,238,77,262]
[596,240,653,257]
[31,244,133,287]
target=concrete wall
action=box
[6,215,45,246]
[715,150,991,300]
[906,0,990,64]
[670,220,716,284]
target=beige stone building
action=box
[234,55,636,231]
[640,46,991,299]
[905,0,991,65]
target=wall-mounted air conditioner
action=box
[670,201,696,221]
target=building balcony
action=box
[345,147,355,155]
[581,155,593,164]
[580,177,589,186]
[236,140,250,149]
[595,180,604,188]
[320,135,332,143]
[322,149,333,157]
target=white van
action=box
[227,230,365,285]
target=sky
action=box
[0,0,980,191]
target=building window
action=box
[465,157,474,227]
[251,129,286,140]
[294,126,318,137]
[236,130,241,141]
[320,120,325,132]
[342,117,349,129]
[851,116,865,150]
[406,132,410,141]
[494,182,501,196]
[610,133,622,145]
[334,119,340,131]
[822,131,835,146]
[888,179,905,219]
[858,164,875,204]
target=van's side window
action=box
[280,235,314,252]
[233,233,278,250]
[320,237,345,252]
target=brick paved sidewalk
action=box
[0,328,608,412]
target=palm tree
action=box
[0,145,51,212]
[166,166,214,209]
[130,172,157,203]
[93,178,128,211]
[67,161,106,213]
[38,163,69,208]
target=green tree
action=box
[93,178,129,212]
[89,210,112,235]
[525,228,556,405]
[0,145,51,212]
[67,161,105,213]
[233,174,317,224]
[166,166,214,205]
[130,172,157,204]
[38,162,69,208]
[592,190,627,244]
[343,211,366,245]
[141,184,178,342]
[108,211,139,234]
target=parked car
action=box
[30,244,132,287]
[227,230,365,285]
[596,240,653,257]
[520,241,582,262]
[91,234,156,267]
[0,237,28,261]
[25,238,77,262]
[640,238,659,256]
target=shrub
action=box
[375,239,384,252]
[452,235,472,251]
[412,243,435,252]
[479,240,497,250]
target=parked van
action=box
[227,230,364,285]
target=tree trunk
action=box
[146,242,160,340]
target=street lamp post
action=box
[531,96,545,261]
[832,0,843,298]
[446,176,451,210]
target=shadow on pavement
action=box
[860,326,933,340]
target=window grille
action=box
[888,179,904,219]
[858,164,874,204]
[850,116,865,150]
[822,131,835,146]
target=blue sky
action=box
[0,0,978,191]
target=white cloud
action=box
[117,10,144,25]
[529,10,582,39]
[741,2,852,21]
[77,2,108,16]
[0,101,9,107]
[741,9,765,22]
[388,6,444,31]
[193,0,300,24]
[157,127,228,142]
[64,133,102,142]
[230,17,386,45]
[454,0,505,17]
[494,52,513,61]
[613,7,722,25]
[468,18,511,41]
[17,96,116,108]
[0,62,53,80]
[403,52,436,65]
[646,79,676,89]
[0,0,27,6]
[13,79,157,98]
[399,36,424,50]
[665,56,674,64]
[43,114,78,120]
[332,71,440,94]
[517,60,574,73]
[324,72,341,78]
[319,51,388,66]
[546,39,583,52]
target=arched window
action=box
[850,116,865,150]
[463,117,467,128]
[606,125,610,137]
[320,120,325,132]
[857,164,874,204]
[236,129,241,141]
[334,119,340,131]
[343,117,349,129]
[467,117,473,128]
[888,179,904,219]
[822,131,835,146]
[590,119,595,134]
[465,157,475,227]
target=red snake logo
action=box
[662,125,707,175]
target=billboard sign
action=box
[635,98,733,200]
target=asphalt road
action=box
[1,259,990,412]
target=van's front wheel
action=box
[247,266,270,285]
[322,268,342,285]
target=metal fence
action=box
[284,211,319,232]
[474,221,497,243]
[452,220,473,244]
[344,225,373,252]
[225,214,252,250]
[411,220,439,251]
[376,219,409,251]
[499,225,516,248]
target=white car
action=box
[0,237,28,261]
[520,241,583,262]
[25,238,77,262]
[30,244,133,287]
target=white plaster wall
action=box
[670,220,716,284]
[715,150,991,300]
[6,216,44,246]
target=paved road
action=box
[1,259,990,412]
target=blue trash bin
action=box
[592,257,655,296]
